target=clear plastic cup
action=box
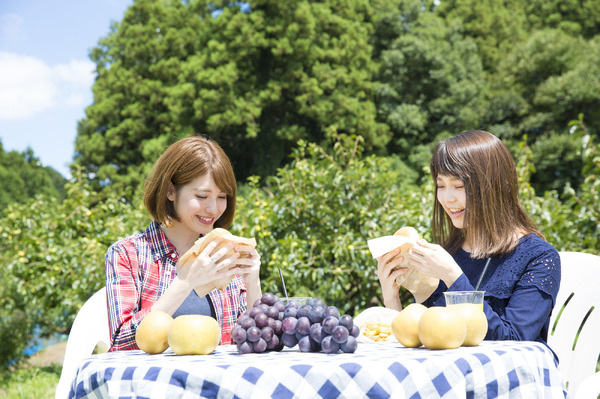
[444,291,485,310]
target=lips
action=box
[447,208,465,218]
[197,216,215,225]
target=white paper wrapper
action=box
[367,235,417,259]
[354,307,400,343]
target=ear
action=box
[167,182,176,202]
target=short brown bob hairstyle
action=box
[430,130,543,258]
[143,135,237,229]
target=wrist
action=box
[383,294,403,312]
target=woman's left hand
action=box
[409,239,463,287]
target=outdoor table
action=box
[69,340,566,398]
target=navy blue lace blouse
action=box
[422,234,561,348]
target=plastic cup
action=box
[444,291,485,310]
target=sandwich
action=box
[179,228,257,291]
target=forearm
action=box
[244,273,262,309]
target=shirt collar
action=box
[145,221,178,262]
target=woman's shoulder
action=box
[107,222,159,253]
[516,233,560,263]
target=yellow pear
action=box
[450,303,488,346]
[168,315,221,355]
[418,306,466,350]
[135,311,174,354]
[392,303,427,347]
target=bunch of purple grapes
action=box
[233,292,359,354]
[232,292,285,354]
[280,297,359,353]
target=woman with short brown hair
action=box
[106,135,262,351]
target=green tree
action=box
[74,0,387,196]
[0,141,66,208]
[0,178,148,369]
[232,133,430,315]
[371,0,487,166]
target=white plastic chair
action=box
[548,251,600,399]
[55,287,110,399]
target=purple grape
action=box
[309,323,325,343]
[284,307,298,318]
[253,298,261,307]
[237,341,252,354]
[266,334,280,350]
[274,301,286,313]
[308,306,325,324]
[321,335,340,354]
[267,317,276,330]
[331,325,349,344]
[253,338,267,353]
[261,326,274,342]
[266,306,279,319]
[322,315,339,334]
[341,336,357,353]
[258,303,269,313]
[240,316,256,330]
[282,317,298,334]
[282,332,298,348]
[296,316,311,335]
[339,314,354,330]
[254,312,269,329]
[232,326,247,344]
[308,298,320,307]
[350,324,360,338]
[249,307,263,318]
[261,292,277,306]
[279,312,285,321]
[297,305,311,318]
[285,300,301,310]
[272,319,283,336]
[237,314,250,326]
[324,306,340,319]
[298,335,317,352]
[295,331,305,341]
[246,326,261,343]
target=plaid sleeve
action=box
[105,242,150,351]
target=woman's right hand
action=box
[176,238,240,288]
[376,248,407,311]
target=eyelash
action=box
[196,196,227,200]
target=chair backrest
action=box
[55,287,110,399]
[548,251,600,398]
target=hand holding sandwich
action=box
[408,239,463,289]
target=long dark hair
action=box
[430,130,544,258]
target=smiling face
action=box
[167,173,228,237]
[436,174,467,229]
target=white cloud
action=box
[0,52,95,120]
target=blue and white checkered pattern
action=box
[69,341,566,398]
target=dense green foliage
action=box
[73,0,600,197]
[0,141,66,209]
[0,180,148,368]
[2,0,600,374]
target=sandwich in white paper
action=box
[368,227,439,303]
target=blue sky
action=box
[0,0,133,178]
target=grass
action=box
[0,365,60,399]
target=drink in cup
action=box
[444,291,485,310]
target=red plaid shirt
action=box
[105,221,247,351]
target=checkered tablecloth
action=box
[69,341,566,398]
